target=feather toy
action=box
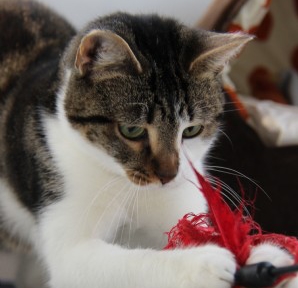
[165,165,298,287]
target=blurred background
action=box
[38,0,212,29]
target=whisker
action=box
[206,176,251,217]
[121,113,148,126]
[217,128,233,147]
[144,181,150,218]
[136,178,141,228]
[128,176,140,246]
[205,153,226,162]
[190,99,252,113]
[181,165,252,218]
[222,108,242,113]
[92,180,129,237]
[207,176,242,203]
[224,99,253,106]
[127,102,149,113]
[119,183,136,245]
[205,165,270,200]
[78,176,122,229]
[127,192,137,247]
[193,103,222,111]
[120,174,138,245]
[207,177,240,208]
[111,182,135,244]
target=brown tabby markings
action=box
[0,0,74,94]
[0,0,75,252]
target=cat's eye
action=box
[182,125,204,139]
[119,125,146,140]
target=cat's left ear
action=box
[189,32,253,75]
[75,29,143,76]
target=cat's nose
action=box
[155,171,177,185]
[152,153,179,185]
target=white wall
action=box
[38,0,212,29]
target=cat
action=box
[0,0,297,287]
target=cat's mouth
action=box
[125,169,179,186]
[126,170,159,186]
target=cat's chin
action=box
[130,181,182,190]
[125,169,174,187]
[127,174,188,190]
[126,172,160,186]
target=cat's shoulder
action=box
[0,0,75,93]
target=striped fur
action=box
[0,2,259,287]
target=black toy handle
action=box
[234,262,298,287]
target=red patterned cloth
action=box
[222,0,298,147]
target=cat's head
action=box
[60,13,251,186]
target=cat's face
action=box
[61,14,251,186]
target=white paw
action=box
[246,243,295,288]
[281,276,298,288]
[246,243,294,267]
[174,244,236,288]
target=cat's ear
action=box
[189,32,253,75]
[75,30,143,76]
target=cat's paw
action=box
[246,243,295,288]
[280,276,298,288]
[175,244,236,288]
[246,243,294,267]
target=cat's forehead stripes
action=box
[60,13,251,188]
[144,64,192,124]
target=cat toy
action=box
[165,165,298,287]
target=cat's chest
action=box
[61,169,206,249]
[107,181,207,249]
[45,117,207,249]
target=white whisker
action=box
[207,176,242,203]
[127,102,149,113]
[207,177,240,204]
[104,181,133,239]
[136,178,141,229]
[110,182,134,244]
[126,193,136,247]
[222,108,242,113]
[206,176,251,217]
[119,183,136,245]
[128,179,139,246]
[205,153,226,162]
[78,176,121,229]
[217,128,233,147]
[205,165,270,200]
[144,181,150,218]
[92,180,129,237]
[119,174,138,245]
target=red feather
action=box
[165,164,298,285]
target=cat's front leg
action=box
[246,243,297,288]
[41,240,236,288]
[39,207,236,288]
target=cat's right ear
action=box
[189,32,253,75]
[75,30,143,76]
